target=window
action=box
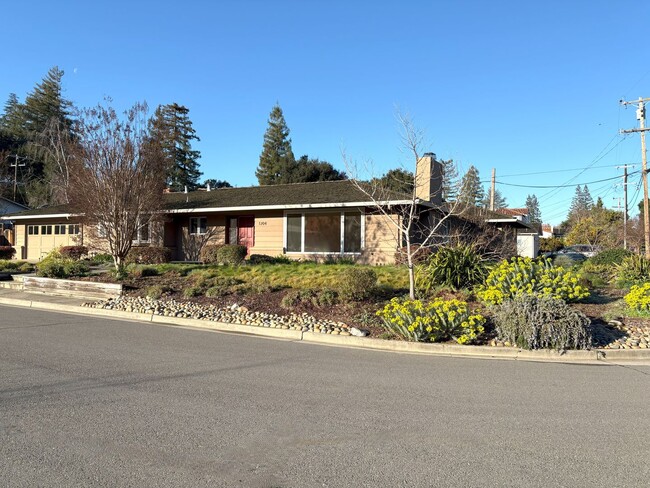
[134,221,150,244]
[285,211,363,254]
[97,224,107,238]
[286,214,302,252]
[190,217,207,235]
[41,225,52,235]
[28,225,39,235]
[68,224,80,235]
[54,224,66,235]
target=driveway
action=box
[1,305,649,487]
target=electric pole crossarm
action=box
[621,128,650,134]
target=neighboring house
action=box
[0,196,28,247]
[1,155,455,263]
[485,207,540,258]
[541,223,557,238]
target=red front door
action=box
[237,216,255,254]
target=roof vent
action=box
[207,183,211,192]
[184,185,188,194]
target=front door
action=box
[237,216,255,254]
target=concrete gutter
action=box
[1,295,647,365]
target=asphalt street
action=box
[1,305,649,487]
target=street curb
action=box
[0,296,647,365]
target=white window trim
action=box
[282,209,365,255]
[133,220,151,244]
[189,216,208,236]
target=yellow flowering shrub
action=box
[376,297,485,344]
[624,283,650,311]
[476,257,589,306]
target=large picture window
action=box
[285,211,363,254]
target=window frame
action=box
[283,209,365,255]
[189,216,207,236]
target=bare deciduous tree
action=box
[182,225,219,262]
[345,113,464,299]
[36,117,76,205]
[68,101,165,271]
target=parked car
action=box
[562,245,600,258]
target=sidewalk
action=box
[0,288,648,365]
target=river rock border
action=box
[83,296,367,336]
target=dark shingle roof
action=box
[163,180,390,210]
[2,181,406,218]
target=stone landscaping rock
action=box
[82,296,353,336]
[350,327,369,337]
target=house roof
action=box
[494,207,529,217]
[0,180,414,220]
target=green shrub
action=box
[490,295,592,350]
[249,254,275,264]
[216,245,247,266]
[590,248,632,266]
[200,244,223,264]
[140,266,159,277]
[624,283,650,311]
[539,237,564,253]
[182,286,202,298]
[615,254,650,288]
[90,252,114,265]
[19,262,34,272]
[0,260,19,271]
[338,267,377,301]
[376,297,486,344]
[580,260,614,288]
[146,285,167,299]
[0,246,16,260]
[36,250,89,278]
[476,257,589,305]
[417,245,488,293]
[551,253,586,269]
[125,246,172,265]
[59,246,88,260]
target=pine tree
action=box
[149,103,202,191]
[525,194,542,224]
[371,168,414,196]
[256,104,295,185]
[441,158,459,201]
[582,185,594,210]
[6,67,74,206]
[458,165,484,207]
[482,187,507,209]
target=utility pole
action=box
[621,97,650,258]
[9,155,26,201]
[616,164,634,250]
[490,168,496,211]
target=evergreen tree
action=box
[256,104,295,185]
[458,165,484,207]
[482,187,507,209]
[3,67,74,206]
[441,158,459,201]
[595,196,604,209]
[582,185,594,210]
[292,155,346,183]
[203,178,232,189]
[525,194,542,224]
[149,103,202,191]
[371,168,414,197]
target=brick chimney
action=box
[415,152,443,205]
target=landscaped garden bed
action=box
[27,245,650,351]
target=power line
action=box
[497,164,625,178]
[490,171,639,189]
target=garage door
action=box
[26,224,80,260]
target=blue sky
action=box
[1,0,648,224]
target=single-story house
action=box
[1,155,463,264]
